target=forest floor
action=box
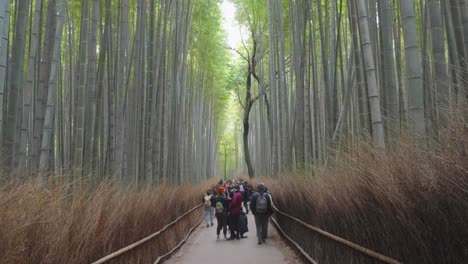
[166,212,301,264]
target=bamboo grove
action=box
[0,0,229,184]
[228,0,468,178]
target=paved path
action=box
[166,212,301,264]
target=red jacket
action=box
[228,191,244,215]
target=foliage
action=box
[191,0,230,132]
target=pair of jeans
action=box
[216,212,228,236]
[254,214,268,242]
[229,213,240,239]
[204,207,213,225]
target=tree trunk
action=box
[83,0,99,174]
[39,0,66,170]
[400,0,426,136]
[0,1,11,155]
[19,0,43,169]
[381,0,400,138]
[6,0,31,166]
[355,0,386,147]
[74,0,90,172]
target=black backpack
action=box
[256,193,268,214]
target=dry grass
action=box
[1,133,467,264]
[0,178,213,264]
[266,132,468,263]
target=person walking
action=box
[250,183,272,245]
[241,181,252,214]
[215,187,230,240]
[203,190,215,227]
[264,186,273,238]
[211,189,218,220]
[227,185,243,240]
[226,181,233,199]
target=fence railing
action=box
[92,203,203,264]
[91,197,402,264]
[270,199,401,264]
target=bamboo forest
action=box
[0,0,467,263]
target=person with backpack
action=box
[203,190,215,228]
[241,181,252,214]
[211,189,218,217]
[214,187,230,240]
[227,184,243,240]
[226,182,234,199]
[263,186,273,239]
[250,183,272,245]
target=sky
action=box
[220,0,245,133]
[220,0,245,50]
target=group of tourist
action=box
[203,179,273,245]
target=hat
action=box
[257,183,266,192]
[217,186,225,195]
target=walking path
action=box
[166,213,301,264]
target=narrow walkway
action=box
[166,213,301,264]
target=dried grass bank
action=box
[0,179,212,263]
[267,133,468,263]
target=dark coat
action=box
[238,212,248,234]
[210,195,217,207]
[215,195,230,213]
[250,191,273,215]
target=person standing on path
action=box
[211,189,218,220]
[250,183,273,245]
[241,181,252,214]
[215,187,230,240]
[264,186,273,239]
[203,190,215,227]
[227,185,243,240]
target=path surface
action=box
[166,212,301,264]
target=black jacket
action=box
[250,191,272,215]
[215,195,230,213]
[210,196,217,207]
[239,212,248,234]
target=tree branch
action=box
[225,46,249,62]
[236,84,246,110]
[264,92,271,124]
[240,28,250,60]
[252,85,270,103]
